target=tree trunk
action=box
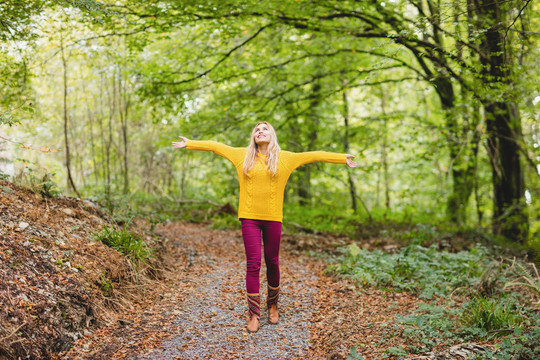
[379,87,391,210]
[60,30,80,198]
[98,76,107,194]
[425,0,476,225]
[297,81,322,206]
[476,0,528,242]
[411,0,476,225]
[118,68,130,195]
[105,69,116,202]
[341,89,358,213]
[85,101,99,187]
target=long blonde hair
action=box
[243,121,281,176]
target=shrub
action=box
[93,225,153,262]
[461,296,523,336]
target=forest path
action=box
[141,222,317,359]
[63,222,420,360]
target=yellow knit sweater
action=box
[186,140,347,222]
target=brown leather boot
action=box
[267,285,280,324]
[247,293,260,333]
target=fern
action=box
[504,260,540,302]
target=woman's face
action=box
[253,123,271,145]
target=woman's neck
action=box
[257,144,268,155]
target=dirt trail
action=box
[63,222,421,360]
[141,223,319,359]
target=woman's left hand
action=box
[346,154,358,168]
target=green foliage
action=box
[283,203,451,241]
[394,298,536,355]
[208,213,241,230]
[332,241,540,357]
[284,203,359,237]
[393,224,439,246]
[461,296,522,337]
[461,296,523,336]
[100,275,112,297]
[526,238,540,267]
[384,345,408,357]
[327,243,490,299]
[474,317,540,360]
[0,109,21,126]
[395,302,460,352]
[93,224,153,262]
[346,346,366,360]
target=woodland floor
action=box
[60,222,426,360]
[1,180,491,360]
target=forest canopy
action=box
[0,0,539,245]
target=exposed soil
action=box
[0,180,165,359]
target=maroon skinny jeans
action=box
[240,219,282,294]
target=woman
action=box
[172,122,357,333]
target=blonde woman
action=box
[173,122,357,333]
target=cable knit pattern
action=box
[186,140,347,222]
[245,174,253,211]
[269,174,278,215]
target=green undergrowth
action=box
[92,224,154,263]
[87,191,241,231]
[283,203,446,238]
[329,242,540,359]
[327,242,496,299]
[86,193,538,265]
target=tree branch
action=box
[505,0,533,39]
[155,48,423,91]
[167,23,273,85]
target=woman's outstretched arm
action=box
[282,150,358,171]
[172,136,245,166]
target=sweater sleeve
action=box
[282,150,347,171]
[186,140,245,166]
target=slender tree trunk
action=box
[431,76,477,225]
[85,101,99,187]
[98,76,107,194]
[60,30,80,198]
[342,89,358,213]
[472,107,483,226]
[118,68,130,195]
[297,81,321,205]
[105,69,116,201]
[379,87,390,210]
[425,0,475,225]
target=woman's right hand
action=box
[172,136,189,149]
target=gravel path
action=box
[140,223,319,360]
